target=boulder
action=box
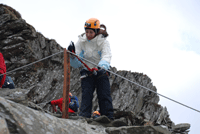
[105,126,172,134]
[173,123,190,133]
[0,88,29,106]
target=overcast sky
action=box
[1,0,200,133]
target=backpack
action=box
[0,53,6,88]
[69,96,79,112]
[2,76,15,89]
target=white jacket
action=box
[70,34,112,70]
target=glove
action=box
[47,101,51,104]
[68,41,75,53]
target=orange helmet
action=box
[84,18,100,29]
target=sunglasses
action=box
[85,22,91,27]
[85,22,97,27]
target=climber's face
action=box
[85,29,95,40]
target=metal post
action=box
[62,48,70,119]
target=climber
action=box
[0,52,15,89]
[68,18,114,120]
[0,53,6,88]
[48,92,79,113]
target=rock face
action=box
[0,4,190,134]
[0,97,107,134]
[106,126,172,134]
[0,95,175,134]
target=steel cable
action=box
[0,49,199,113]
[0,51,63,77]
[67,50,200,113]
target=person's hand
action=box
[68,41,75,53]
[47,101,51,104]
[52,104,57,112]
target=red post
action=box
[62,48,70,119]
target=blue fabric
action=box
[2,76,15,89]
[70,50,84,68]
[98,51,102,60]
[98,60,110,70]
[79,69,113,119]
[93,114,100,119]
[69,96,79,112]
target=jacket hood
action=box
[78,33,106,46]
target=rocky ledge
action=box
[0,93,190,134]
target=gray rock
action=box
[111,119,129,127]
[156,107,168,125]
[0,97,107,134]
[0,88,29,106]
[93,115,111,123]
[173,123,190,132]
[105,125,172,134]
[0,117,9,134]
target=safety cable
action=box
[67,50,200,113]
[1,49,199,113]
[0,51,63,77]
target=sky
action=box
[1,0,200,133]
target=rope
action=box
[67,50,200,113]
[0,51,63,77]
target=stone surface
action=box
[0,88,29,106]
[0,97,107,134]
[0,96,175,134]
[93,115,111,123]
[0,117,9,134]
[173,123,190,132]
[105,126,172,134]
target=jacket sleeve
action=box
[51,98,62,105]
[70,39,84,68]
[98,40,112,70]
[0,53,6,88]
